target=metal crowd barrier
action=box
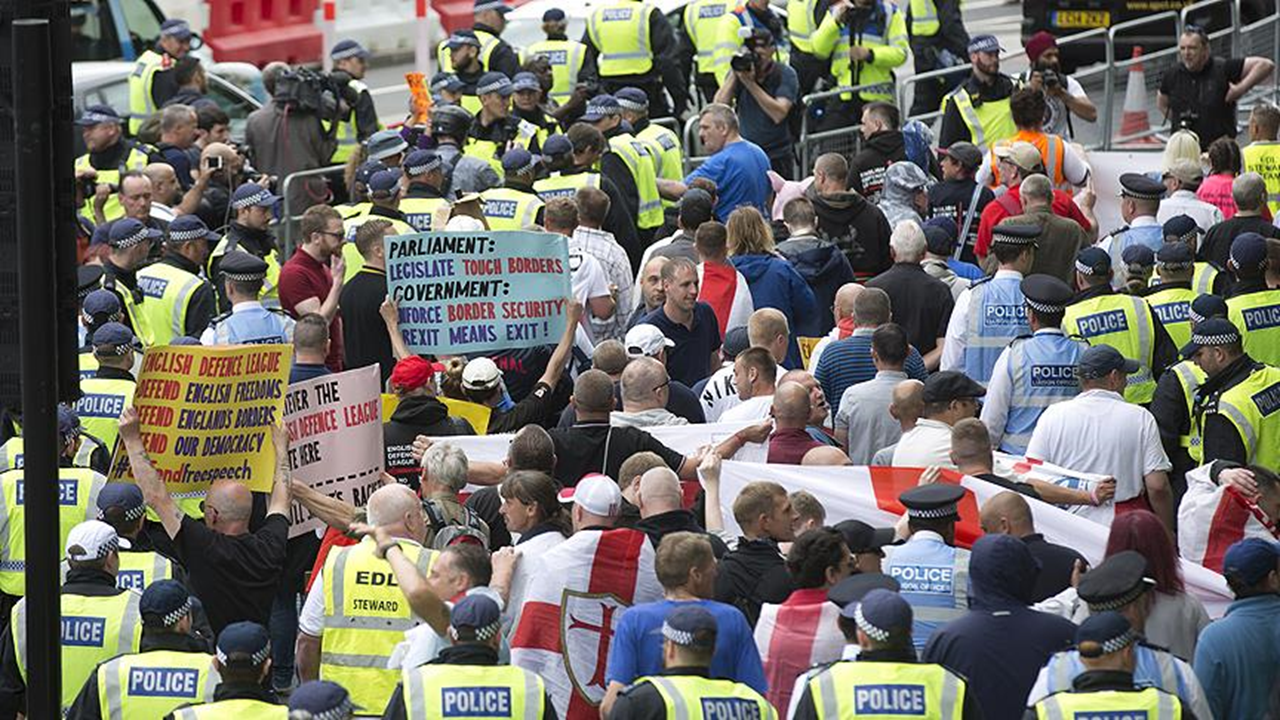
[796,83,882,175]
[279,164,344,256]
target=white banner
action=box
[285,365,385,538]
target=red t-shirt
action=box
[278,248,344,371]
[974,187,1090,259]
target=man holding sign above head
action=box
[201,251,296,347]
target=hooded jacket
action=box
[776,234,856,334]
[731,253,820,368]
[879,161,929,231]
[922,534,1077,720]
[804,184,893,278]
[850,130,907,204]
[383,394,474,485]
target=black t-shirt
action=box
[488,381,559,434]
[174,513,289,634]
[1160,56,1246,147]
[549,423,685,486]
[340,268,395,384]
[865,263,955,355]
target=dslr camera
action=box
[1035,63,1061,89]
[731,48,757,73]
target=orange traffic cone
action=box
[1116,46,1161,145]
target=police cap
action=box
[57,405,81,443]
[1229,232,1269,272]
[616,87,650,112]
[141,580,192,628]
[330,39,371,61]
[219,250,269,282]
[1118,173,1165,201]
[447,30,483,49]
[829,572,900,611]
[1155,242,1194,269]
[75,104,124,127]
[474,0,513,13]
[108,218,163,250]
[852,589,913,643]
[97,483,146,522]
[512,72,542,93]
[921,371,986,404]
[403,150,442,177]
[1121,243,1155,268]
[450,593,502,641]
[1075,611,1138,658]
[78,265,106,300]
[990,222,1041,248]
[355,160,388,187]
[368,169,402,196]
[833,519,896,554]
[290,680,362,718]
[430,72,465,94]
[663,604,717,649]
[1189,293,1228,324]
[1179,317,1242,359]
[542,134,573,159]
[1076,550,1155,611]
[171,336,202,346]
[1162,214,1200,244]
[898,483,965,519]
[1020,274,1073,315]
[216,621,271,667]
[543,8,567,21]
[82,288,121,320]
[91,322,137,354]
[160,18,193,40]
[230,182,281,210]
[168,215,220,244]
[476,72,514,97]
[1075,246,1111,276]
[582,95,622,122]
[501,147,539,175]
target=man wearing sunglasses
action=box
[1158,25,1275,150]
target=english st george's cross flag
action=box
[510,527,663,720]
[1179,462,1280,572]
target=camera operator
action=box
[714,29,798,178]
[245,67,338,225]
[1019,32,1096,140]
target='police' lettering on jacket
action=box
[117,570,146,590]
[1251,381,1280,417]
[1075,309,1128,338]
[1152,301,1191,325]
[442,686,512,717]
[138,276,170,299]
[128,667,200,697]
[853,684,926,715]
[1030,365,1078,388]
[61,616,106,647]
[888,565,954,594]
[16,479,79,506]
[1241,304,1280,331]
[984,304,1027,327]
[701,697,762,720]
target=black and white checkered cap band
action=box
[616,96,647,112]
[217,643,270,666]
[406,159,442,175]
[96,340,133,356]
[70,536,118,561]
[160,597,193,627]
[477,78,512,95]
[160,21,190,37]
[510,157,537,175]
[589,104,622,116]
[80,111,120,125]
[853,604,890,643]
[1025,297,1065,314]
[97,503,146,522]
[331,45,366,60]
[223,269,266,282]
[168,227,209,243]
[1099,627,1139,654]
[1156,257,1193,270]
[1121,188,1163,200]
[906,503,957,519]
[1167,229,1198,244]
[309,699,360,720]
[111,227,151,250]
[450,619,502,642]
[231,188,273,210]
[661,621,706,646]
[1190,330,1240,347]
[1075,259,1105,276]
[1189,308,1209,324]
[991,232,1037,247]
[1085,579,1152,611]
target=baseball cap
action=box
[1222,537,1280,586]
[476,72,514,97]
[582,95,622,123]
[624,324,674,358]
[66,520,130,562]
[390,356,445,392]
[828,573,900,609]
[722,326,750,359]
[108,218,163,250]
[1077,345,1139,379]
[230,182,281,210]
[140,580,193,628]
[461,357,502,392]
[96,483,146,522]
[922,216,959,255]
[367,129,409,161]
[512,72,541,93]
[834,519,896,554]
[559,473,622,516]
[938,142,982,172]
[1164,158,1204,184]
[967,34,1003,54]
[290,681,362,718]
[76,104,123,127]
[993,141,1043,173]
[330,39,371,60]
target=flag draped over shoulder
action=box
[1179,466,1279,572]
[754,590,844,712]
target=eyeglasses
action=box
[653,380,670,393]
[318,230,344,239]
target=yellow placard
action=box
[798,336,823,370]
[109,345,291,495]
[441,397,492,435]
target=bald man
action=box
[870,379,924,465]
[634,467,729,557]
[119,408,290,634]
[801,445,852,465]
[779,369,832,433]
[615,357,688,428]
[144,162,181,220]
[807,283,864,372]
[767,382,825,464]
[192,141,244,229]
[978,491,1085,602]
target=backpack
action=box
[423,497,490,550]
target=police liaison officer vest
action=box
[963,275,1029,385]
[883,533,970,652]
[996,330,1088,455]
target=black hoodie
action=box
[804,184,893,278]
[383,395,474,486]
[776,233,857,334]
[849,130,907,204]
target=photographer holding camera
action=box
[1020,32,1096,141]
[714,28,798,178]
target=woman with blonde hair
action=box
[726,206,818,367]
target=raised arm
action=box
[119,407,183,539]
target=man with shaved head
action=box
[767,382,824,464]
[143,162,181,222]
[807,283,863,372]
[979,490,1084,601]
[802,445,852,465]
[635,468,729,557]
[614,357,687,428]
[870,379,925,465]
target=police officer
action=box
[784,0,825,98]
[1144,243,1198,349]
[792,588,981,720]
[1063,247,1178,405]
[582,95,663,240]
[1150,294,1228,500]
[481,149,548,231]
[942,222,1038,384]
[102,218,163,344]
[129,18,194,135]
[1225,233,1280,366]
[617,88,684,204]
[137,215,219,346]
[337,160,387,221]
[381,594,551,720]
[77,289,123,380]
[810,0,909,132]
[1120,244,1156,295]
[78,265,108,346]
[685,0,735,101]
[583,0,688,117]
[0,407,107,618]
[511,72,559,149]
[1028,552,1211,718]
[208,183,284,311]
[400,151,452,232]
[535,134,598,200]
[288,681,359,720]
[906,0,968,117]
[0,521,142,714]
[883,483,970,653]
[610,604,774,720]
[76,322,139,452]
[433,105,501,197]
[1030,612,1188,720]
[1184,317,1280,470]
[342,170,414,278]
[201,251,296,346]
[1100,173,1166,290]
[443,31,488,115]
[527,9,589,105]
[327,40,381,166]
[368,128,410,169]
[66,580,215,720]
[938,35,1017,151]
[438,0,521,78]
[1161,214,1223,295]
[538,129,643,261]
[0,404,108,474]
[296,484,435,713]
[93,483,184,591]
[430,71,467,107]
[167,621,284,717]
[74,105,150,223]
[466,73,541,175]
[981,274,1088,455]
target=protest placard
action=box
[384,231,572,355]
[109,344,291,501]
[284,364,385,538]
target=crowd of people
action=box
[18,0,1280,718]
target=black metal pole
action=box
[13,17,62,719]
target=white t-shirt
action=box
[1043,75,1090,139]
[719,394,774,423]
[699,365,741,421]
[891,418,955,468]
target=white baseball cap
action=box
[462,357,502,391]
[558,473,622,517]
[66,520,130,562]
[625,324,674,359]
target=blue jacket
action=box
[776,234,856,336]
[1193,593,1280,720]
[731,253,820,369]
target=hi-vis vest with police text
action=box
[0,434,103,472]
[102,273,157,348]
[206,305,295,346]
[437,28,502,73]
[943,85,1016,152]
[137,261,210,346]
[465,120,541,177]
[327,78,379,165]
[1037,645,1199,710]
[687,0,734,72]
[608,134,664,229]
[997,331,1087,455]
[1034,687,1182,720]
[1063,294,1157,404]
[342,212,415,282]
[1213,365,1280,470]
[587,0,658,77]
[637,674,776,720]
[321,538,437,712]
[1146,286,1196,351]
[75,376,136,453]
[60,549,176,592]
[208,235,282,309]
[636,123,685,210]
[13,589,142,713]
[884,534,970,652]
[811,3,908,102]
[75,146,150,223]
[171,698,288,718]
[534,172,602,202]
[96,649,219,719]
[963,275,1029,385]
[128,49,166,134]
[401,196,451,232]
[526,39,588,103]
[806,660,966,720]
[482,187,546,231]
[0,467,105,596]
[403,663,547,720]
[1228,288,1280,368]
[1243,140,1280,216]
